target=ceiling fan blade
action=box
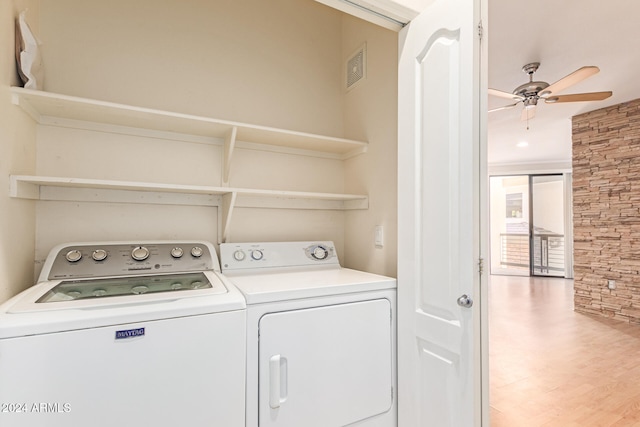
[539,66,600,97]
[521,106,536,121]
[545,91,612,103]
[489,102,520,113]
[489,88,524,101]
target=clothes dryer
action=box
[220,241,397,427]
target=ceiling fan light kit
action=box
[489,61,613,125]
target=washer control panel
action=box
[42,241,216,281]
[220,241,338,271]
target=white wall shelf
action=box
[10,88,370,242]
[10,87,368,171]
[10,175,368,243]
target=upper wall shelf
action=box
[10,87,368,154]
[10,175,368,243]
[10,87,368,164]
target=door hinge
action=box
[478,257,484,275]
[477,20,484,40]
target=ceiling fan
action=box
[489,62,612,122]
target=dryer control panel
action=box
[40,241,218,281]
[220,241,338,271]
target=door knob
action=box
[457,294,473,308]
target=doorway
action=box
[489,174,568,277]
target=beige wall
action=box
[0,1,38,302]
[573,98,640,324]
[39,0,345,137]
[1,0,398,286]
[342,15,398,276]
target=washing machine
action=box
[220,241,397,427]
[0,241,246,427]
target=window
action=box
[505,193,523,218]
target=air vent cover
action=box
[346,43,367,91]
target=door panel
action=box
[489,175,530,276]
[258,299,393,427]
[531,175,565,277]
[397,0,485,425]
[418,29,465,320]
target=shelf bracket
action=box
[223,126,238,186]
[10,175,39,199]
[341,145,368,160]
[11,93,41,123]
[219,191,237,243]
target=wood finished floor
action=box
[490,275,640,427]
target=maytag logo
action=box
[115,327,145,340]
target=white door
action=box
[258,299,393,427]
[397,0,487,425]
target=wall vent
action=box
[346,43,367,91]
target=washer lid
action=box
[0,271,246,338]
[10,272,227,312]
[223,267,396,304]
[36,272,217,304]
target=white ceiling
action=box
[488,0,640,166]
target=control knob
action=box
[131,246,150,261]
[191,246,204,258]
[170,247,184,258]
[251,250,264,261]
[311,245,329,260]
[92,249,108,261]
[233,250,246,261]
[65,249,82,263]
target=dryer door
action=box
[258,299,393,427]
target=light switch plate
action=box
[375,225,384,247]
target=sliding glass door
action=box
[531,175,565,277]
[490,174,567,277]
[490,176,530,276]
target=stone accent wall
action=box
[572,98,640,324]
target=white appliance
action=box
[0,241,246,427]
[220,241,397,427]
